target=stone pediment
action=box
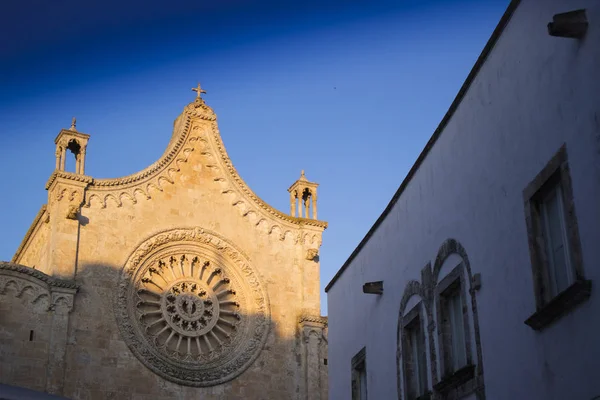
[44,97,327,231]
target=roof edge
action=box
[11,204,48,264]
[325,0,521,293]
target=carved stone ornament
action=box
[305,248,319,261]
[66,205,79,220]
[114,227,270,387]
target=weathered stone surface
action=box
[2,91,329,399]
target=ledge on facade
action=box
[524,279,592,331]
[293,217,329,229]
[45,170,93,190]
[432,364,475,394]
[298,314,328,327]
[415,392,432,400]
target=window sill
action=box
[415,392,432,400]
[525,279,592,331]
[433,364,475,394]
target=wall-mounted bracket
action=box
[363,281,383,295]
[548,9,588,39]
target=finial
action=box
[70,117,77,131]
[299,170,307,181]
[192,83,207,100]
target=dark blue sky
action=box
[0,0,509,313]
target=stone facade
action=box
[0,90,328,399]
[326,1,599,399]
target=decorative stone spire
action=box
[288,170,319,219]
[54,119,90,175]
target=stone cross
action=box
[70,117,76,131]
[192,83,207,99]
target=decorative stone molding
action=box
[45,171,93,190]
[114,227,270,387]
[183,97,218,121]
[299,314,328,326]
[0,262,78,311]
[395,240,486,400]
[41,97,327,244]
[298,313,328,400]
[204,123,328,242]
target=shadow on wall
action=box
[0,383,70,400]
[0,257,328,400]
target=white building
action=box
[325,1,599,399]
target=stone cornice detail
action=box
[197,119,327,244]
[83,113,197,208]
[42,98,327,242]
[299,314,328,326]
[0,262,78,312]
[11,205,48,264]
[0,262,78,289]
[206,119,328,230]
[45,170,93,190]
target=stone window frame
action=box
[432,263,476,396]
[401,302,431,400]
[522,144,591,331]
[351,346,367,400]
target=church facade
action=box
[0,89,328,399]
[326,1,599,400]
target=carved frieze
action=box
[114,228,270,387]
[0,262,78,312]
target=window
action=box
[433,264,476,396]
[539,183,573,296]
[440,281,468,376]
[433,262,476,398]
[351,347,367,400]
[523,144,591,330]
[403,306,428,400]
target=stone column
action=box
[311,194,317,220]
[75,153,81,175]
[299,316,328,400]
[291,191,297,217]
[45,287,77,396]
[60,147,67,171]
[79,147,86,175]
[304,197,309,219]
[55,148,61,170]
[45,176,90,278]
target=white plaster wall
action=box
[327,0,600,399]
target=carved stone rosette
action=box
[114,228,270,387]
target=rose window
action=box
[115,228,270,387]
[136,256,241,360]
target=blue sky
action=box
[0,0,509,314]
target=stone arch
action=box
[431,238,485,399]
[397,280,431,400]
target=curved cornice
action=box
[205,118,328,230]
[0,261,78,290]
[0,262,78,313]
[47,98,327,238]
